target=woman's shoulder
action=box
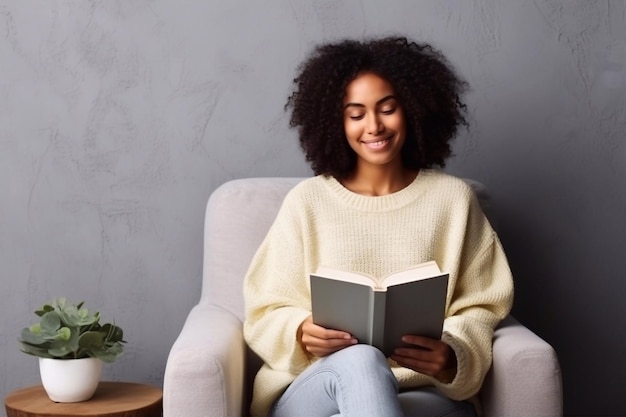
[419,169,476,198]
[421,170,495,225]
[285,175,328,197]
[279,175,333,208]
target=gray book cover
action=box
[310,265,448,357]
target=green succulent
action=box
[19,298,125,362]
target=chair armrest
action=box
[481,316,563,417]
[163,303,245,417]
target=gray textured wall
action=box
[1,1,624,416]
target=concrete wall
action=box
[1,1,624,415]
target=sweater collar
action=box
[322,169,436,212]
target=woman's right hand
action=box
[298,316,358,357]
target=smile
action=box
[361,135,394,149]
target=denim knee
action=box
[341,344,387,364]
[271,345,403,417]
[326,344,387,366]
[328,345,397,384]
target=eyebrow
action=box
[343,95,397,109]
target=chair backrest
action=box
[201,177,304,320]
[200,176,493,321]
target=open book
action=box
[310,261,448,357]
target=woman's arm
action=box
[243,193,315,374]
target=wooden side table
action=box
[4,381,162,417]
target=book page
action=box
[381,261,442,288]
[313,266,376,288]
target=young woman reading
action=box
[243,37,514,417]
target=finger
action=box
[393,340,454,375]
[307,344,347,357]
[319,327,355,340]
[393,347,432,361]
[396,344,450,365]
[303,319,354,340]
[401,335,441,349]
[391,354,441,376]
[302,333,357,348]
[303,336,357,357]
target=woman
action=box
[243,37,514,417]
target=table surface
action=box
[4,381,162,417]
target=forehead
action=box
[343,72,395,103]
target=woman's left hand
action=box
[390,335,457,382]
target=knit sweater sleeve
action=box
[429,190,514,400]
[243,188,313,375]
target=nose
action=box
[366,113,383,135]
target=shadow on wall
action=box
[492,135,626,416]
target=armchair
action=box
[163,177,563,417]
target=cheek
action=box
[343,121,361,141]
[391,111,406,132]
[396,119,407,137]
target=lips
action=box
[361,134,394,150]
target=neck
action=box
[341,164,419,196]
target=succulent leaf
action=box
[29,323,42,335]
[35,304,54,317]
[48,343,74,358]
[102,323,124,342]
[21,327,46,345]
[20,343,54,358]
[40,311,61,334]
[78,331,104,349]
[54,327,72,341]
[18,298,125,361]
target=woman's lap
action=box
[269,345,476,417]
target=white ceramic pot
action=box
[39,357,103,402]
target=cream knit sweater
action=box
[243,170,514,417]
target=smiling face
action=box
[342,72,407,173]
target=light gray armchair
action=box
[163,177,563,417]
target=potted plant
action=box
[18,298,126,402]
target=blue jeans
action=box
[269,345,476,417]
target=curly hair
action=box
[286,36,468,179]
